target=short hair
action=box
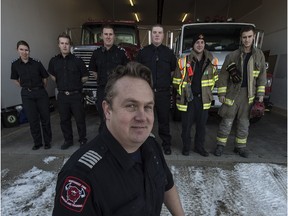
[57,32,72,43]
[17,40,30,50]
[151,24,164,32]
[102,24,115,33]
[104,61,153,105]
[240,25,255,36]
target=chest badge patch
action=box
[60,176,91,212]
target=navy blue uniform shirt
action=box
[48,53,89,91]
[88,45,129,87]
[137,44,176,89]
[53,126,174,216]
[11,57,49,88]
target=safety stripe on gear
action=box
[201,79,215,87]
[253,70,260,77]
[249,96,255,104]
[203,103,211,110]
[218,87,227,94]
[257,86,265,93]
[235,137,247,144]
[78,150,102,169]
[217,136,227,144]
[224,98,234,106]
[176,103,187,111]
[172,78,181,85]
[214,74,219,82]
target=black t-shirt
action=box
[191,57,205,95]
[241,52,252,87]
[89,45,129,87]
[11,57,49,88]
[137,44,177,89]
[48,53,89,91]
[52,127,174,216]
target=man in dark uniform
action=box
[11,40,52,150]
[137,24,177,155]
[48,33,89,150]
[89,24,129,133]
[52,62,185,216]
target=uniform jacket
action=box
[172,49,218,111]
[52,127,174,216]
[89,45,129,87]
[217,46,267,106]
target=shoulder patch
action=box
[60,176,91,213]
[78,150,102,169]
[31,58,41,62]
[149,133,156,138]
[11,58,18,63]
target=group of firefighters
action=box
[11,23,266,159]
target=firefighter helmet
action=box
[250,101,265,118]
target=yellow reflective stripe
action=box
[201,79,215,87]
[236,137,247,144]
[249,96,255,104]
[173,78,181,85]
[218,87,227,94]
[214,74,219,82]
[253,70,260,77]
[217,136,227,143]
[224,98,234,106]
[176,104,187,111]
[203,103,211,110]
[257,86,265,93]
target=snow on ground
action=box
[1,163,287,216]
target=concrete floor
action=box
[1,104,287,183]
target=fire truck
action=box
[67,20,141,106]
[170,22,273,121]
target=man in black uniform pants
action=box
[89,24,129,133]
[137,24,177,155]
[52,62,185,216]
[11,40,52,150]
[48,33,89,150]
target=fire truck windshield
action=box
[81,24,138,46]
[182,23,255,54]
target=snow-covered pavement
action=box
[1,156,286,216]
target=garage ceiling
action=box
[97,0,263,26]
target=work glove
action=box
[226,62,241,84]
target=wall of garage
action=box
[1,0,105,108]
[238,0,287,110]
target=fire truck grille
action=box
[73,50,95,80]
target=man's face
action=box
[102,28,115,48]
[17,45,29,61]
[58,37,71,56]
[193,39,205,54]
[103,77,154,153]
[241,30,255,49]
[151,26,164,46]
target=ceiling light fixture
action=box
[129,0,134,6]
[134,13,139,22]
[182,13,188,23]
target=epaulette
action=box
[77,149,103,169]
[31,58,40,62]
[11,58,19,63]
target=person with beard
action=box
[173,34,218,156]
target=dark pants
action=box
[181,96,208,151]
[155,90,171,147]
[96,86,105,133]
[57,92,87,144]
[21,88,52,146]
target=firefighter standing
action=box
[11,40,52,150]
[89,24,129,133]
[137,24,177,155]
[214,25,266,158]
[52,62,185,216]
[173,34,218,156]
[48,33,89,150]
